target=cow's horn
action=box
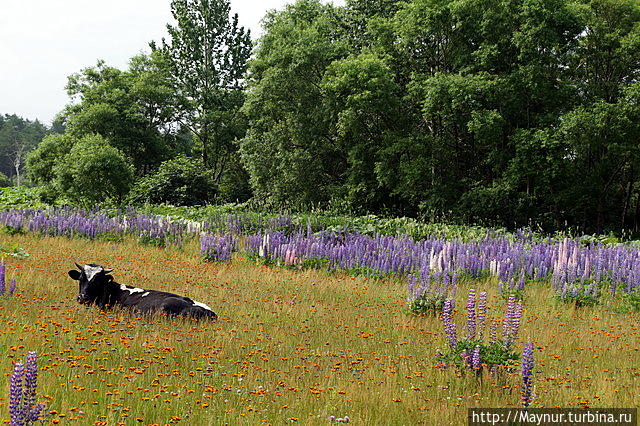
[103,268,114,274]
[74,262,83,270]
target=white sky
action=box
[0,0,344,125]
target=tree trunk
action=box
[635,192,640,233]
[201,123,209,167]
[621,166,633,229]
[13,147,23,187]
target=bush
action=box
[0,187,49,209]
[26,134,75,187]
[128,156,217,206]
[54,134,134,204]
[0,172,10,187]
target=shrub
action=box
[54,134,134,204]
[26,134,75,186]
[128,156,217,206]
[0,172,11,187]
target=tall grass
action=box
[0,234,638,424]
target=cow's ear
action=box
[104,275,114,283]
[68,270,81,280]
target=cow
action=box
[67,263,217,320]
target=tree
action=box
[321,53,407,211]
[0,172,10,187]
[53,134,134,204]
[570,0,640,103]
[0,114,47,185]
[240,0,351,209]
[155,0,252,181]
[127,155,217,206]
[26,134,76,187]
[63,53,184,174]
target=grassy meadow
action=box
[0,233,638,425]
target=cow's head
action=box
[68,263,114,305]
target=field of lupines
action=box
[3,207,640,307]
[0,207,639,424]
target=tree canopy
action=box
[154,0,252,182]
[240,0,640,232]
[16,0,640,234]
[0,114,48,185]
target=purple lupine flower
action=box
[10,362,25,426]
[467,289,476,340]
[503,294,516,348]
[472,345,481,371]
[23,352,37,413]
[517,272,526,291]
[521,341,534,407]
[511,302,523,341]
[8,352,45,425]
[477,291,487,339]
[0,262,5,295]
[442,299,457,350]
[9,278,16,295]
[442,298,454,323]
[200,234,237,263]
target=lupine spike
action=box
[521,341,535,407]
[503,294,516,347]
[477,292,487,339]
[467,289,476,340]
[472,345,481,371]
[9,362,25,426]
[8,351,44,425]
[512,302,524,341]
[442,299,457,350]
[0,262,5,295]
[24,352,38,410]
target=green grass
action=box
[0,234,638,425]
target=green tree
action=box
[0,172,10,187]
[0,114,48,185]
[571,0,640,103]
[63,53,183,174]
[155,0,252,180]
[53,134,134,204]
[239,0,640,231]
[26,134,76,188]
[128,155,217,206]
[240,0,351,209]
[321,53,406,211]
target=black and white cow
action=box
[68,263,217,320]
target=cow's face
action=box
[68,263,113,305]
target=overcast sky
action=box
[0,0,343,125]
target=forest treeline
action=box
[3,0,640,233]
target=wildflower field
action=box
[0,211,639,424]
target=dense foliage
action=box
[11,0,640,235]
[127,156,217,206]
[154,0,252,178]
[61,54,190,174]
[241,0,640,233]
[0,114,48,186]
[26,134,134,204]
